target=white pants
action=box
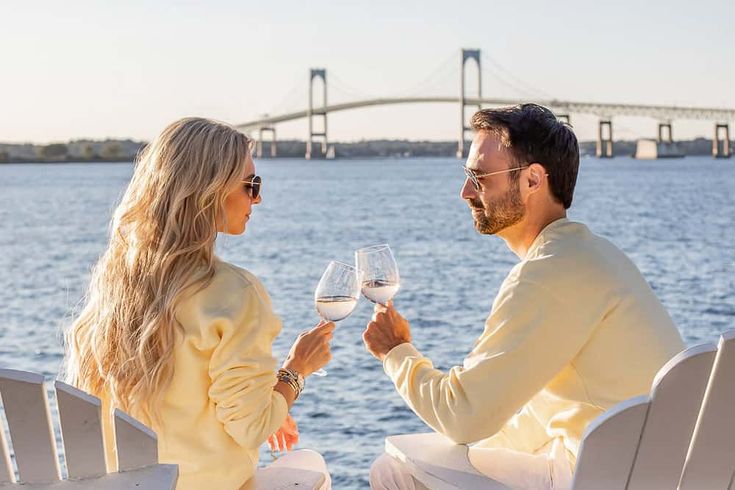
[370,440,573,490]
[369,453,425,490]
[259,449,332,490]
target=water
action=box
[1,157,734,487]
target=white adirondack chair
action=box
[384,329,735,490]
[0,370,325,490]
[678,330,735,490]
[0,369,178,489]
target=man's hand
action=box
[268,414,299,452]
[362,301,412,361]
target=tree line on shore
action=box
[0,137,728,163]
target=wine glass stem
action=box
[312,316,331,377]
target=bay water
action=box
[1,157,733,487]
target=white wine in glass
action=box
[355,244,400,305]
[313,261,361,376]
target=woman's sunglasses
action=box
[242,175,262,199]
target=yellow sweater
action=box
[102,260,288,489]
[383,218,684,466]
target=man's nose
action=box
[253,193,262,205]
[460,177,476,201]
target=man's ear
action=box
[526,163,547,193]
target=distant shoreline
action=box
[1,137,730,163]
[0,158,134,165]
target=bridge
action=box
[236,49,734,160]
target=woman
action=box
[64,117,333,489]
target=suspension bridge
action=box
[236,49,734,160]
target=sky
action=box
[1,0,734,144]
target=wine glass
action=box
[313,260,361,376]
[355,244,400,305]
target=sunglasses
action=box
[463,165,529,191]
[242,175,262,199]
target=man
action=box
[364,104,684,490]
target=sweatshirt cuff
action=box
[383,342,422,381]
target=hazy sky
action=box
[1,0,733,143]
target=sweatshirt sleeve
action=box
[383,276,598,445]
[205,280,288,450]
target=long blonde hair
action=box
[65,117,251,423]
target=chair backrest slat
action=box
[626,343,717,490]
[678,330,735,490]
[0,369,60,483]
[0,418,15,484]
[54,381,107,479]
[114,409,158,471]
[571,396,649,490]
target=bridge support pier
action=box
[457,48,482,159]
[658,122,673,144]
[256,127,277,158]
[596,120,614,158]
[713,123,731,159]
[306,68,328,160]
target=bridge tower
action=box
[306,68,328,160]
[596,120,614,158]
[658,122,673,144]
[256,127,277,158]
[457,48,482,159]
[713,123,731,159]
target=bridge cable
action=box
[391,50,459,98]
[481,52,553,100]
[270,74,308,115]
[484,68,546,101]
[328,71,374,101]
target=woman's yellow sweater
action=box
[101,260,288,489]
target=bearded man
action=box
[364,104,684,490]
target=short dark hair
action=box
[470,104,579,209]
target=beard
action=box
[469,181,525,235]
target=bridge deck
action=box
[237,97,735,130]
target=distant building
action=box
[635,139,684,159]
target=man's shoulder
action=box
[509,221,639,292]
[533,221,631,266]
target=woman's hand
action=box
[283,321,335,377]
[268,414,299,452]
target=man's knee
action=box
[369,453,415,490]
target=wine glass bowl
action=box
[312,261,361,376]
[355,244,400,305]
[314,261,360,321]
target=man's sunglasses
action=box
[242,175,262,199]
[463,165,529,191]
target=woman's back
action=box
[99,259,289,489]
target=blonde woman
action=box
[64,117,333,489]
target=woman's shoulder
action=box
[213,259,263,290]
[176,259,271,323]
